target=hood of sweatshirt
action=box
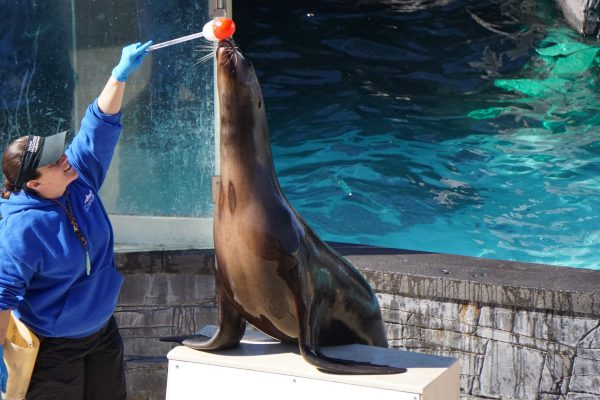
[0,190,58,219]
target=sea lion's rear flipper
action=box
[297,296,406,375]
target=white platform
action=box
[165,333,459,400]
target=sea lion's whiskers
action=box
[196,51,216,65]
[225,49,236,66]
[196,44,216,51]
[222,50,233,66]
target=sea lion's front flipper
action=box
[297,293,406,375]
[160,275,246,351]
[159,333,210,344]
[183,284,246,351]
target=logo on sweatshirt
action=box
[84,190,95,210]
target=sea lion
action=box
[164,38,405,375]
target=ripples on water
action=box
[232,0,600,269]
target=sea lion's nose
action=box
[217,37,235,49]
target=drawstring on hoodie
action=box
[52,190,91,275]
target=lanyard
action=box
[53,190,91,275]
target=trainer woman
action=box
[0,40,152,400]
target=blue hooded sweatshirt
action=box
[0,101,124,338]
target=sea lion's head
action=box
[216,38,270,163]
[216,38,258,87]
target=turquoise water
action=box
[233,0,600,269]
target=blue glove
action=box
[0,345,7,393]
[111,40,153,82]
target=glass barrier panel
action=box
[0,1,218,251]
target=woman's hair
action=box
[1,136,41,199]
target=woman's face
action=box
[31,154,78,197]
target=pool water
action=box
[232,0,600,269]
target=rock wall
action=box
[114,250,217,400]
[114,247,600,400]
[376,294,600,399]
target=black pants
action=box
[26,316,126,400]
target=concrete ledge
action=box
[116,243,600,315]
[110,215,214,250]
[330,243,600,316]
[115,248,215,275]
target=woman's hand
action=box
[111,41,153,82]
[98,40,153,115]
